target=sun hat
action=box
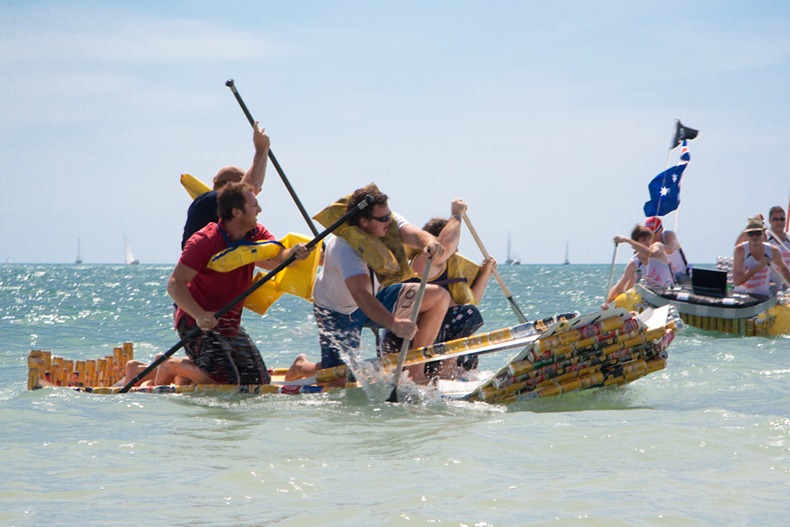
[742,216,765,233]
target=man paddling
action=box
[168,182,310,384]
[400,198,496,377]
[285,184,450,386]
[181,121,270,247]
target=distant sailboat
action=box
[75,238,83,265]
[505,232,521,265]
[124,236,140,265]
[563,241,570,265]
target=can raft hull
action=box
[27,306,680,404]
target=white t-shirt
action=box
[312,213,410,315]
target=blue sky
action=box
[2,1,789,265]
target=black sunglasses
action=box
[770,217,785,222]
[365,212,392,223]
[747,231,763,237]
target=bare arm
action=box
[470,256,497,303]
[400,222,445,261]
[345,274,417,340]
[771,249,790,285]
[614,235,651,259]
[606,260,637,302]
[240,121,270,195]
[662,230,680,255]
[167,262,217,330]
[412,199,467,278]
[731,244,770,286]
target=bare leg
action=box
[284,354,319,381]
[154,357,214,385]
[412,286,450,349]
[117,357,160,387]
[404,286,450,384]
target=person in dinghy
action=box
[605,223,675,303]
[733,216,790,299]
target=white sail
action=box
[124,236,139,265]
[563,241,570,265]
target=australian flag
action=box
[643,140,690,217]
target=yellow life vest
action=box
[180,173,211,199]
[179,174,320,315]
[446,253,482,306]
[313,185,416,288]
[206,240,283,273]
[409,250,482,305]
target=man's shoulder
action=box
[252,223,277,241]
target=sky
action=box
[2,0,789,265]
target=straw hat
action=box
[742,216,765,233]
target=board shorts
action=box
[380,304,484,375]
[178,318,270,385]
[315,282,421,368]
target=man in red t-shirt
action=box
[168,182,310,384]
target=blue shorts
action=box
[315,283,404,368]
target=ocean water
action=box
[1,264,788,526]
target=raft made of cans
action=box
[27,306,680,404]
[615,283,790,337]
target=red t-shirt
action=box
[176,220,276,336]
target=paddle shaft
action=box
[119,196,374,393]
[225,79,320,237]
[386,253,433,403]
[461,212,527,324]
[605,242,619,302]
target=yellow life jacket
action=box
[446,253,482,305]
[180,174,320,315]
[409,250,482,305]
[180,173,211,199]
[313,185,416,288]
[207,240,283,272]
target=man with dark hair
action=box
[181,122,270,247]
[285,184,449,386]
[168,182,310,385]
[409,198,496,376]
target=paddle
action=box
[386,252,433,403]
[461,212,527,324]
[119,195,374,393]
[225,79,320,237]
[605,241,620,303]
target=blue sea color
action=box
[1,264,788,526]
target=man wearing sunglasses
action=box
[733,216,790,298]
[286,184,450,386]
[766,206,790,289]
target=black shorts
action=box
[178,319,270,385]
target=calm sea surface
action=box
[1,264,788,526]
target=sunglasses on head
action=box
[366,212,392,223]
[747,231,763,237]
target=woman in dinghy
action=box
[733,216,790,299]
[606,224,675,303]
